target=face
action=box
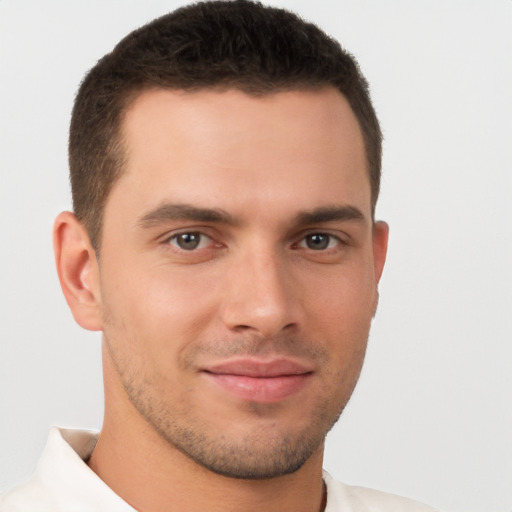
[95,87,387,478]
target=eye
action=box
[168,232,212,251]
[298,233,341,251]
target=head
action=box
[56,0,388,481]
[69,0,382,252]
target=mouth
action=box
[201,358,314,403]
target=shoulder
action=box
[323,471,439,512]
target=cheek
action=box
[100,262,221,352]
[301,266,376,380]
[304,265,377,330]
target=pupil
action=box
[307,234,329,250]
[178,233,200,250]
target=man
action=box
[0,1,437,510]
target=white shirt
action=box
[0,428,438,511]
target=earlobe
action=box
[53,211,103,331]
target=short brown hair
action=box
[69,0,382,250]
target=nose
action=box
[219,246,299,338]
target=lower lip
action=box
[203,372,311,403]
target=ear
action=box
[53,211,103,331]
[372,220,389,285]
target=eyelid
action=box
[158,225,218,243]
[298,233,343,250]
[293,229,349,247]
[167,231,214,251]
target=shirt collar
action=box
[34,427,135,511]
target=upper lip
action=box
[202,358,313,378]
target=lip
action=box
[201,358,313,403]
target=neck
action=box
[88,345,327,512]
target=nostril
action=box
[233,324,252,331]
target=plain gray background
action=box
[1,1,511,511]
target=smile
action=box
[201,358,313,403]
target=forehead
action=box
[109,87,370,223]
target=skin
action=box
[54,87,388,512]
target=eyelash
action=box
[166,232,216,251]
[295,233,345,251]
[164,230,347,253]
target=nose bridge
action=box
[221,240,297,337]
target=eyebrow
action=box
[138,203,237,228]
[294,205,367,225]
[138,202,367,229]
